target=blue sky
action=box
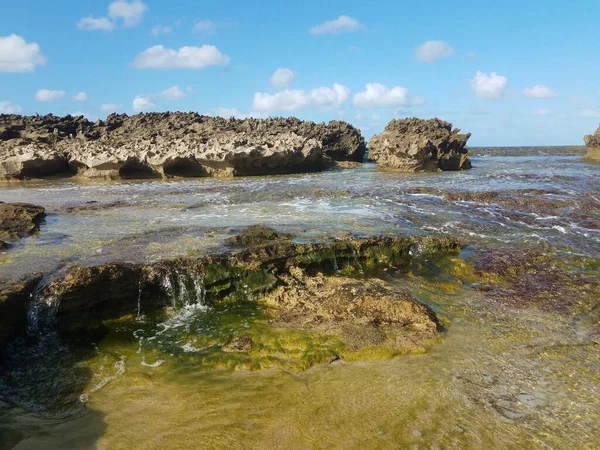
[1,0,599,145]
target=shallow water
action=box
[1,154,599,449]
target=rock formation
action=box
[584,124,600,161]
[368,118,472,172]
[0,113,367,180]
[0,202,45,248]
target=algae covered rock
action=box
[0,202,45,248]
[583,124,600,161]
[368,117,471,172]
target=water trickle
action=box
[161,270,209,310]
[136,277,144,320]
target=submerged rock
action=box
[583,124,600,161]
[368,118,471,172]
[0,113,367,180]
[0,202,45,248]
[266,270,440,351]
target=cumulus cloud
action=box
[0,101,22,114]
[469,71,508,99]
[415,40,455,63]
[78,0,146,31]
[72,92,88,102]
[151,25,173,36]
[132,95,154,111]
[353,83,423,109]
[532,108,552,116]
[77,16,115,31]
[309,15,365,35]
[252,83,350,112]
[0,34,46,72]
[99,103,123,112]
[522,85,557,98]
[108,0,147,27]
[132,45,230,69]
[160,85,186,100]
[269,68,295,89]
[35,89,66,102]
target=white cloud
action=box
[522,85,557,99]
[269,68,295,89]
[581,109,600,118]
[532,108,552,116]
[108,0,147,27]
[160,85,186,100]
[0,101,22,114]
[132,45,230,69]
[193,20,217,33]
[469,71,508,99]
[309,84,351,108]
[99,103,123,112]
[77,16,115,31]
[0,34,46,72]
[309,15,365,35]
[151,25,173,36]
[415,40,455,63]
[72,92,88,102]
[70,111,96,120]
[35,89,66,102]
[252,83,350,112]
[132,95,154,111]
[353,83,423,109]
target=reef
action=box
[368,117,471,172]
[0,202,45,249]
[0,228,460,359]
[583,124,600,161]
[0,113,367,180]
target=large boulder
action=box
[368,118,472,172]
[0,113,367,180]
[0,202,46,248]
[584,124,600,161]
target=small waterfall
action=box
[26,276,60,338]
[136,277,144,320]
[161,270,208,310]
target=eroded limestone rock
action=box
[368,118,471,172]
[0,202,45,248]
[0,113,367,179]
[584,124,600,161]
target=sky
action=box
[1,0,600,146]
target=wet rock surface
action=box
[583,124,600,161]
[0,230,460,351]
[266,270,440,351]
[0,202,45,248]
[0,113,367,180]
[368,118,471,172]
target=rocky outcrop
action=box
[0,202,45,248]
[0,230,460,354]
[0,113,367,180]
[584,124,600,161]
[368,118,471,172]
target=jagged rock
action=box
[583,124,600,161]
[0,202,45,248]
[0,113,367,180]
[368,118,471,172]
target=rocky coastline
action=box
[584,124,600,161]
[0,113,366,180]
[368,118,471,172]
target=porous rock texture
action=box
[583,124,600,161]
[0,113,367,180]
[368,118,472,172]
[0,202,45,248]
